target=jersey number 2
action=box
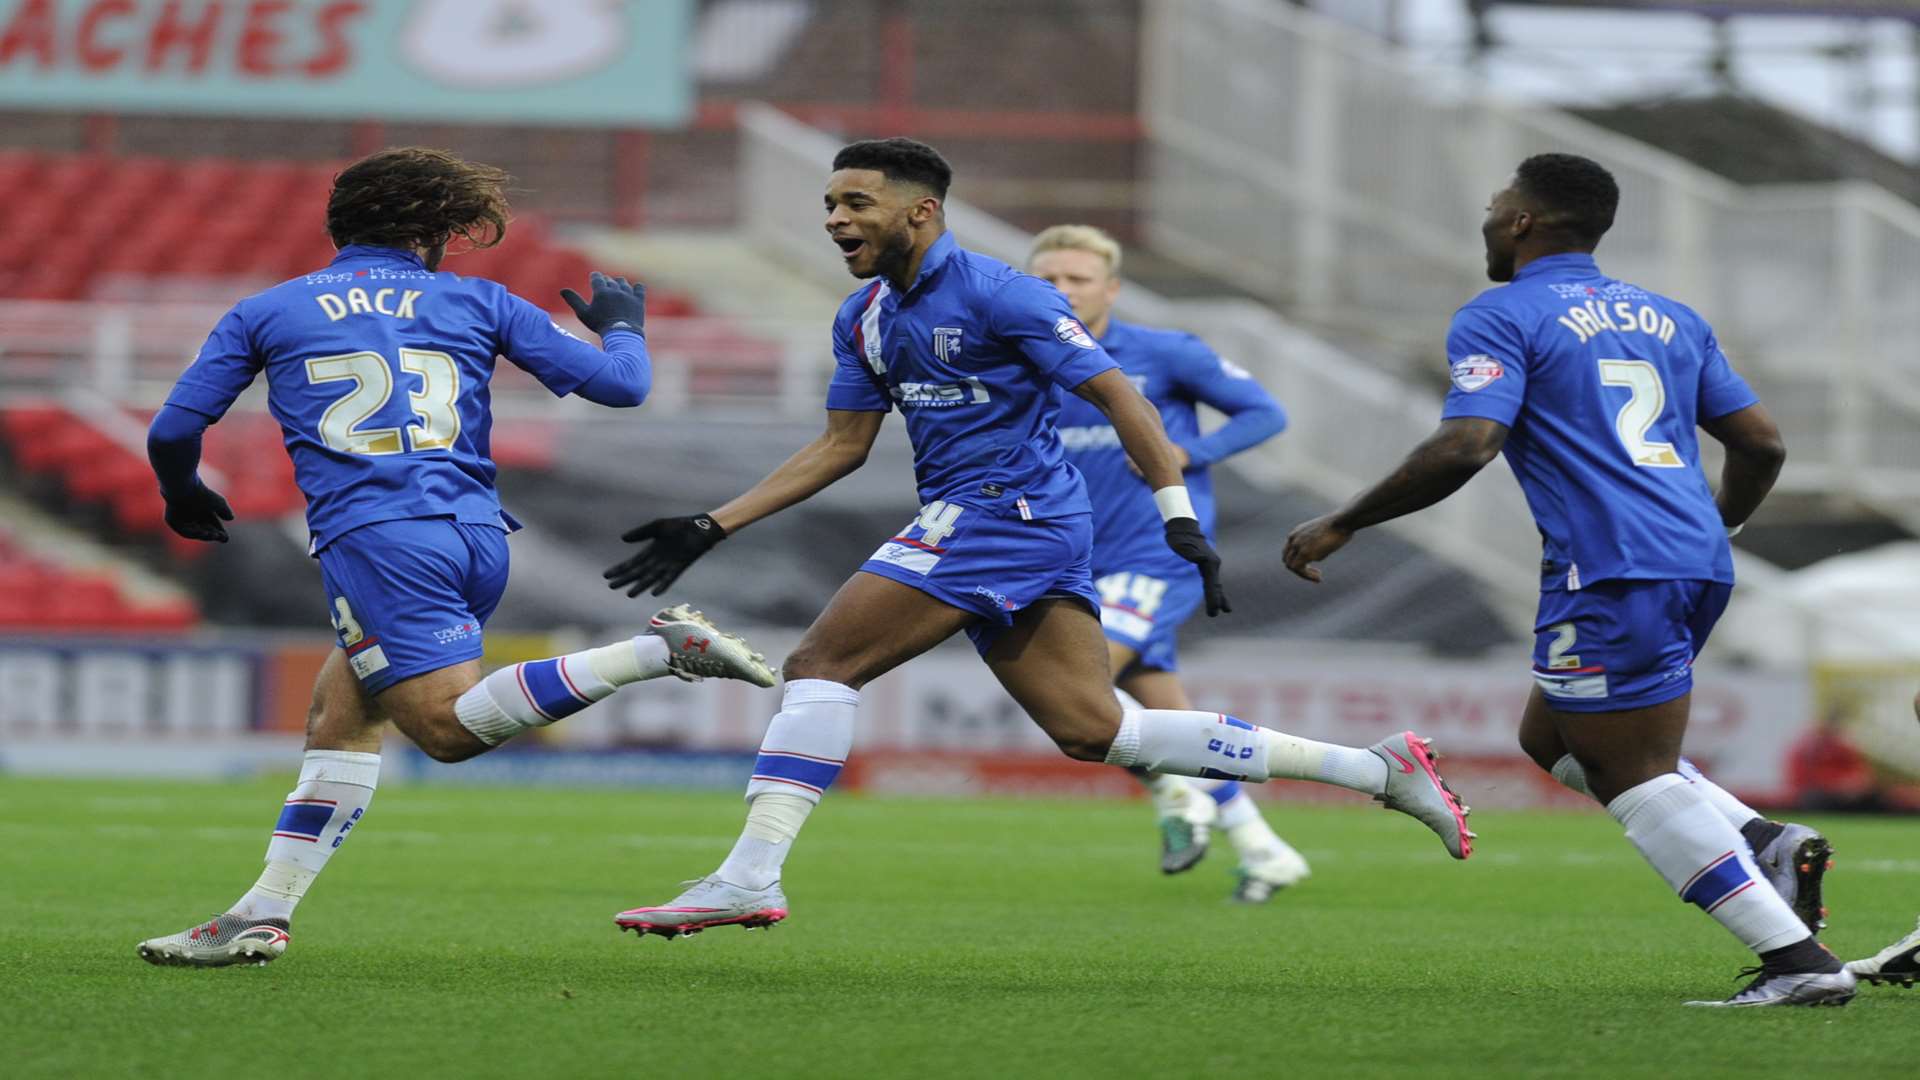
[305,349,461,455]
[1597,359,1682,469]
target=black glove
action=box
[161,480,234,543]
[560,271,646,337]
[1164,518,1230,616]
[604,513,727,597]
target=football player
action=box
[1030,224,1306,902]
[606,139,1469,938]
[1283,153,1848,1007]
[137,148,775,968]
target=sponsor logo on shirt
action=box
[1057,425,1122,451]
[932,326,963,362]
[893,379,991,407]
[1449,354,1504,393]
[434,621,480,645]
[1054,316,1097,349]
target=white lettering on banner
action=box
[0,646,253,737]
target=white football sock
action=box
[1137,771,1200,819]
[232,749,379,922]
[1608,773,1809,955]
[1553,753,1763,829]
[1104,711,1387,794]
[713,679,857,890]
[454,636,671,746]
[1677,756,1763,827]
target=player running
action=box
[1028,225,1306,901]
[135,148,775,968]
[1281,153,1851,1007]
[603,138,1469,939]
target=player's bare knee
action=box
[781,645,862,689]
[410,715,487,763]
[1041,701,1121,762]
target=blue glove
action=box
[560,271,646,337]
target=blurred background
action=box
[1,0,1916,811]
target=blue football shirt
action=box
[162,244,641,551]
[1440,253,1759,591]
[825,232,1118,519]
[1055,320,1285,572]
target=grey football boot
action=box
[137,914,290,968]
[647,604,776,687]
[1750,823,1834,933]
[1686,966,1857,1008]
[1368,731,1474,860]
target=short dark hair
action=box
[1514,153,1619,246]
[831,137,952,199]
[327,147,512,251]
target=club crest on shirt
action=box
[932,326,963,362]
[1054,317,1097,349]
[1450,354,1504,392]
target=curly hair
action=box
[325,147,512,252]
[1515,153,1619,246]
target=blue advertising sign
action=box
[0,0,693,126]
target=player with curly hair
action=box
[135,147,778,968]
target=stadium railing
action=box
[1139,0,1920,533]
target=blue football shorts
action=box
[858,502,1100,657]
[1091,560,1202,673]
[316,518,510,694]
[1530,578,1732,713]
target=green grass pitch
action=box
[3,775,1914,1078]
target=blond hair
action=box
[1029,224,1122,277]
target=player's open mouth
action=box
[833,236,865,260]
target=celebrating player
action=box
[603,138,1469,938]
[1281,154,1850,1007]
[135,148,775,968]
[1029,225,1306,902]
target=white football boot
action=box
[1686,967,1857,1007]
[1367,730,1474,859]
[1846,916,1920,988]
[647,604,776,687]
[615,876,788,939]
[137,913,290,968]
[1231,840,1311,904]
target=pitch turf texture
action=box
[4,777,1914,1079]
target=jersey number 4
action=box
[1597,359,1682,469]
[305,349,461,455]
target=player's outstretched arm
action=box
[604,408,885,597]
[1701,403,1786,533]
[1075,368,1230,615]
[147,403,235,543]
[1283,417,1507,583]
